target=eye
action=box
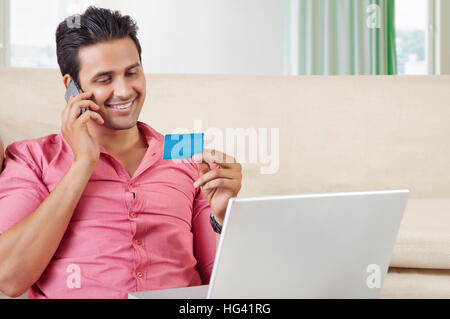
[127,71,138,77]
[96,77,111,84]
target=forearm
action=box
[0,160,95,297]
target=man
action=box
[0,6,242,299]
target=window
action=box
[0,0,10,66]
[395,0,430,74]
[3,0,441,74]
[9,0,93,68]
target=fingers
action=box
[201,178,241,191]
[192,148,238,169]
[72,91,93,103]
[192,149,242,193]
[68,100,101,120]
[62,92,93,118]
[78,110,104,126]
[61,95,74,123]
[62,92,92,116]
[193,166,242,188]
[61,91,103,128]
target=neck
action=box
[89,122,148,156]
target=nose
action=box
[111,76,135,101]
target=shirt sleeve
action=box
[0,142,50,234]
[192,187,217,284]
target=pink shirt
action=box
[0,121,216,299]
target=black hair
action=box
[56,6,142,87]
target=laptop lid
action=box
[207,189,409,299]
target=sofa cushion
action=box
[382,267,450,298]
[390,198,450,270]
[1,68,450,199]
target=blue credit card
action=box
[163,133,204,160]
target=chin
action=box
[102,99,143,131]
[105,119,139,131]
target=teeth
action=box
[108,100,134,110]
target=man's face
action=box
[77,37,146,131]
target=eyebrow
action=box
[91,63,141,79]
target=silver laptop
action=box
[128,189,409,299]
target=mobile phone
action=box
[65,79,88,117]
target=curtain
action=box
[297,0,397,75]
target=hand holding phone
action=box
[65,79,88,117]
[62,80,104,166]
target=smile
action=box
[106,98,136,111]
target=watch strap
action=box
[210,212,222,234]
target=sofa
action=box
[0,67,449,299]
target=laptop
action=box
[128,189,409,299]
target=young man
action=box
[0,7,242,299]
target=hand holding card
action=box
[191,149,242,224]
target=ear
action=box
[62,74,72,90]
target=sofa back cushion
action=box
[1,68,449,198]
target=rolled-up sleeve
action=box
[0,142,49,234]
[191,188,217,284]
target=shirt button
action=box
[136,271,143,278]
[129,211,137,219]
[134,239,142,245]
[127,182,134,190]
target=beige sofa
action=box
[0,67,449,299]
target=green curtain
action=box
[298,0,397,75]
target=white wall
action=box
[94,0,288,75]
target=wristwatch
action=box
[210,212,223,234]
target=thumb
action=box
[197,162,210,177]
